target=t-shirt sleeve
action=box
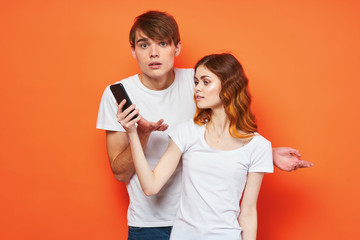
[168,120,194,153]
[96,85,126,132]
[249,138,273,173]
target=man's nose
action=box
[150,45,159,58]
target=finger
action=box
[124,108,140,123]
[297,159,314,168]
[159,123,169,131]
[116,100,130,121]
[156,124,166,132]
[123,112,141,129]
[119,107,138,126]
[154,119,165,128]
[157,120,168,131]
[120,104,136,119]
[117,105,137,124]
[288,148,302,158]
[116,99,127,114]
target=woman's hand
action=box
[116,99,141,133]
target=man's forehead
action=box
[135,31,150,42]
[135,30,169,43]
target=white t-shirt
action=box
[168,120,273,240]
[96,68,196,227]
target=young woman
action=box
[118,53,273,240]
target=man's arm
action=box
[273,147,314,172]
[106,129,151,183]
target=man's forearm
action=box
[110,131,151,183]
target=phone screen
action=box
[110,83,138,120]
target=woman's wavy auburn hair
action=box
[193,53,257,139]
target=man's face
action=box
[131,30,181,81]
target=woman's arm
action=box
[238,172,265,240]
[128,131,182,196]
[117,99,182,196]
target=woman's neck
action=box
[205,106,253,151]
[207,107,229,137]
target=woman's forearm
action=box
[128,132,160,196]
[238,208,257,240]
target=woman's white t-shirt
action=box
[168,120,273,240]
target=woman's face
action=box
[194,65,222,110]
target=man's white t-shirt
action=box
[168,120,273,240]
[96,68,196,227]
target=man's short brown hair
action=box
[129,11,181,48]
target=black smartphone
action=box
[110,83,138,120]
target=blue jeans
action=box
[127,226,172,240]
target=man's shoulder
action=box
[101,73,138,91]
[174,68,195,88]
[174,68,194,77]
[115,73,139,86]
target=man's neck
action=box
[139,69,175,91]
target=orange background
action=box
[1,0,360,239]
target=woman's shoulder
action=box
[247,133,272,152]
[169,119,204,152]
[173,119,203,133]
[253,133,271,144]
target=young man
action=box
[97,11,313,240]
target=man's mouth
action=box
[149,62,162,69]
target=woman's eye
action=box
[194,80,199,85]
[203,81,209,85]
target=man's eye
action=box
[140,43,148,48]
[160,42,168,47]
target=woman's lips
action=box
[196,95,204,101]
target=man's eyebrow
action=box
[136,38,149,44]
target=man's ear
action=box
[175,42,181,57]
[131,47,137,59]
